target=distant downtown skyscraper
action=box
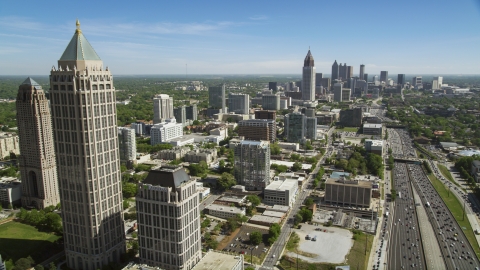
[359,64,365,80]
[331,60,339,81]
[397,74,406,85]
[380,71,388,83]
[17,78,60,209]
[208,84,226,111]
[153,94,174,124]
[302,50,315,101]
[49,21,125,269]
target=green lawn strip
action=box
[427,174,480,259]
[437,164,460,187]
[335,127,359,132]
[0,221,62,263]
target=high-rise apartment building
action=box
[185,104,197,121]
[268,82,277,92]
[118,127,136,162]
[209,84,226,111]
[137,166,202,269]
[238,119,276,142]
[284,112,305,143]
[359,65,365,80]
[331,60,339,81]
[380,71,388,83]
[49,21,125,269]
[153,94,174,124]
[17,78,60,209]
[173,106,187,126]
[342,88,352,102]
[228,93,250,114]
[262,94,280,111]
[397,74,406,85]
[333,83,343,102]
[302,50,316,101]
[347,66,353,79]
[233,140,270,191]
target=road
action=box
[261,127,335,269]
[200,194,220,211]
[387,163,426,269]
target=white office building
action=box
[264,179,298,207]
[204,204,246,219]
[137,167,202,270]
[150,119,183,145]
[153,94,174,124]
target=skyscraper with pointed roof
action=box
[332,60,339,81]
[302,50,316,101]
[49,20,125,270]
[17,77,60,209]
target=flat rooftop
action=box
[205,204,244,214]
[249,215,281,224]
[265,179,298,191]
[216,195,246,203]
[365,139,383,146]
[363,123,382,128]
[263,210,285,218]
[326,178,372,188]
[192,251,243,270]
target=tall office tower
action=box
[331,60,339,81]
[397,74,406,85]
[412,76,423,89]
[363,73,368,82]
[185,104,197,121]
[333,83,343,102]
[321,78,331,91]
[153,94,174,124]
[233,140,270,191]
[268,82,277,92]
[339,63,347,80]
[316,73,323,83]
[208,84,226,111]
[284,112,306,143]
[228,93,250,114]
[137,167,202,269]
[347,66,353,79]
[432,76,443,89]
[359,65,365,80]
[302,50,316,101]
[348,77,356,90]
[372,75,378,83]
[49,21,125,269]
[173,105,187,126]
[238,119,276,142]
[17,78,60,209]
[306,117,317,140]
[262,94,280,110]
[118,127,136,162]
[380,71,388,83]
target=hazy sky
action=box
[1,0,480,75]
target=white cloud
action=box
[249,15,268,21]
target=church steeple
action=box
[304,49,314,67]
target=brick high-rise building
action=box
[238,119,276,142]
[254,110,276,120]
[49,21,125,269]
[17,78,60,209]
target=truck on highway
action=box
[385,211,389,217]
[426,202,430,207]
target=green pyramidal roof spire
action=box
[59,20,101,61]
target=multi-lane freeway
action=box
[387,163,426,269]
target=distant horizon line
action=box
[2,73,480,77]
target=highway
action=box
[387,162,426,269]
[409,163,480,269]
[261,127,335,269]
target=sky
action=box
[1,0,480,75]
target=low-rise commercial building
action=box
[192,251,244,270]
[184,149,217,164]
[157,146,190,160]
[204,204,246,219]
[364,139,384,156]
[0,177,21,207]
[0,133,19,160]
[363,123,382,135]
[264,179,298,206]
[325,178,372,208]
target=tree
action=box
[193,120,200,125]
[217,172,237,191]
[270,142,282,155]
[34,265,44,270]
[48,262,56,270]
[304,198,314,208]
[44,212,62,233]
[250,231,262,245]
[13,256,34,270]
[246,195,261,207]
[299,208,313,222]
[294,213,303,225]
[122,182,138,198]
[123,200,130,210]
[291,162,302,172]
[131,240,139,254]
[120,165,127,173]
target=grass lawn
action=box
[0,221,62,264]
[438,164,460,188]
[335,127,359,132]
[428,174,480,259]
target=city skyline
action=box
[1,0,480,75]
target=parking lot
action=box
[287,223,353,263]
[220,225,269,260]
